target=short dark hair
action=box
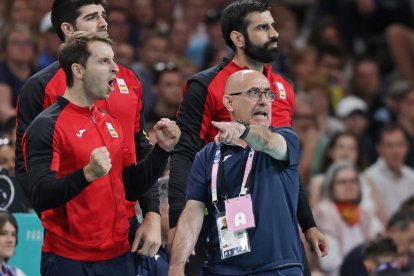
[376,124,407,145]
[0,210,18,246]
[363,236,398,264]
[221,0,270,51]
[51,0,107,41]
[386,208,414,231]
[57,31,112,87]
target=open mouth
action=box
[253,111,268,117]
[107,78,116,92]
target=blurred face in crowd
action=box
[131,0,155,28]
[6,29,34,64]
[293,97,317,139]
[140,36,168,70]
[389,222,414,270]
[156,70,184,106]
[183,0,207,28]
[107,9,129,43]
[0,221,17,261]
[353,60,380,97]
[169,20,190,56]
[318,54,343,84]
[329,134,358,165]
[332,167,360,203]
[0,143,15,177]
[243,11,279,64]
[10,0,33,26]
[343,113,368,136]
[377,129,408,173]
[72,4,108,35]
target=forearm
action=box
[169,200,205,272]
[297,184,317,232]
[242,125,288,160]
[30,168,90,212]
[124,144,169,201]
[137,181,160,215]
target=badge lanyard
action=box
[211,145,255,214]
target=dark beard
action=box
[244,35,279,64]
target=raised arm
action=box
[212,121,288,160]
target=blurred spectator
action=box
[107,7,130,45]
[181,0,208,68]
[288,46,318,91]
[308,16,347,54]
[337,95,377,164]
[4,0,35,32]
[37,11,60,70]
[313,161,381,276]
[0,137,14,177]
[395,85,414,168]
[202,44,230,71]
[270,4,299,77]
[386,24,414,85]
[132,30,168,110]
[167,19,190,63]
[0,24,37,124]
[0,0,6,28]
[350,58,384,115]
[175,57,197,81]
[293,93,329,185]
[0,137,31,213]
[365,124,414,219]
[145,63,183,129]
[304,76,344,137]
[363,236,403,276]
[317,44,347,113]
[309,131,385,228]
[154,0,176,33]
[0,210,25,276]
[0,116,16,145]
[341,208,414,276]
[129,0,156,47]
[33,0,53,25]
[113,43,135,68]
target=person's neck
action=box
[63,84,94,109]
[386,163,402,179]
[7,60,31,81]
[233,52,265,73]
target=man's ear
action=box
[223,95,233,112]
[230,31,245,49]
[61,22,75,38]
[72,63,84,80]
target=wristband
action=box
[237,120,250,139]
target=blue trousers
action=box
[41,251,135,276]
[201,266,303,276]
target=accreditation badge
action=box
[216,215,250,259]
[224,194,255,232]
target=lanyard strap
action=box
[211,145,255,204]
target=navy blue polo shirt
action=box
[186,127,302,275]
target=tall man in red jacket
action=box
[23,31,180,275]
[168,0,329,273]
[15,0,161,261]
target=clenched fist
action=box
[83,147,112,182]
[153,118,181,152]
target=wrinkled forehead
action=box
[229,76,270,93]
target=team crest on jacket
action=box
[117,78,129,94]
[105,122,119,138]
[275,82,286,100]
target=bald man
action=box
[169,70,303,275]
